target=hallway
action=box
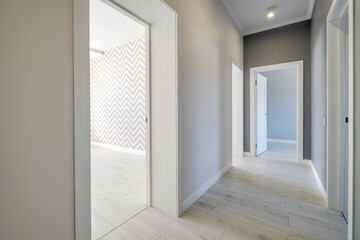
[99,157,347,240]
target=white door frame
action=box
[74,0,179,239]
[327,0,354,238]
[231,61,244,161]
[250,61,304,162]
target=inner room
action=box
[89,0,149,239]
[256,66,298,162]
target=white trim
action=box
[267,139,297,144]
[222,0,245,35]
[299,159,312,166]
[182,163,232,211]
[307,159,328,206]
[243,152,251,157]
[91,142,146,156]
[250,61,304,163]
[144,21,152,208]
[327,3,354,239]
[347,0,354,238]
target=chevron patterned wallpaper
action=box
[90,36,146,152]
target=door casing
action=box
[249,61,304,163]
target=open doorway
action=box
[90,0,150,239]
[74,0,179,238]
[250,61,303,162]
[327,0,353,229]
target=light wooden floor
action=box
[91,144,147,240]
[93,148,347,240]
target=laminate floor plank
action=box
[92,145,347,240]
[91,144,147,240]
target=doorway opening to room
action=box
[327,0,353,227]
[250,61,303,163]
[90,0,150,239]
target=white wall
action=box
[170,0,244,203]
[0,0,75,239]
[90,0,145,53]
[262,68,297,141]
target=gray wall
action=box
[262,68,297,141]
[172,0,244,200]
[354,0,360,237]
[311,0,333,189]
[0,0,75,239]
[244,21,312,159]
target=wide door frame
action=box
[73,0,180,239]
[249,61,304,162]
[327,0,354,238]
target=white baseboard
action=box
[306,159,328,206]
[183,163,232,211]
[243,152,251,157]
[267,138,297,144]
[91,142,146,156]
[299,159,312,166]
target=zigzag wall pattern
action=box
[90,37,146,151]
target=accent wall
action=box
[90,36,146,152]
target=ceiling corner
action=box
[308,0,316,19]
[222,0,245,35]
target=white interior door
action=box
[256,72,268,156]
[232,63,243,158]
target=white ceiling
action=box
[223,0,315,36]
[90,0,145,58]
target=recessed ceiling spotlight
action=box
[267,6,276,18]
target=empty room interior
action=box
[253,66,299,162]
[89,0,149,239]
[1,0,359,240]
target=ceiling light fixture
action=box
[267,6,275,18]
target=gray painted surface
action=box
[244,21,312,159]
[171,0,244,201]
[0,0,75,239]
[262,68,297,141]
[354,0,360,237]
[310,0,333,188]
